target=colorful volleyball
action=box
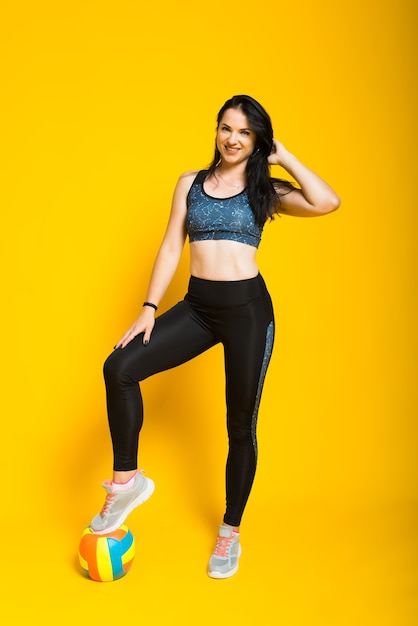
[78,524,135,582]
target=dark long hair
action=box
[207,95,295,227]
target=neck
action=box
[217,161,247,176]
[216,163,246,186]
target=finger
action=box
[143,328,152,345]
[142,321,155,346]
[114,337,125,350]
[115,329,135,350]
[123,329,139,348]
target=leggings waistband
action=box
[186,273,268,309]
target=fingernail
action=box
[144,340,149,346]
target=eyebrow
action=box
[220,123,253,132]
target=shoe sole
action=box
[91,477,155,535]
[207,544,242,579]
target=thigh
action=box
[223,301,275,422]
[107,300,218,383]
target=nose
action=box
[228,131,239,145]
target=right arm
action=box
[115,171,195,349]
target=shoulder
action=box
[173,170,198,193]
[174,170,206,203]
[170,171,202,212]
[178,170,200,185]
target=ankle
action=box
[112,470,137,484]
[222,522,240,534]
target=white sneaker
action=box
[208,524,241,579]
[90,471,154,535]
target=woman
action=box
[89,95,340,579]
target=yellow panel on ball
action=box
[78,524,135,582]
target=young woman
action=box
[89,95,340,578]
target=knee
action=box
[227,411,254,447]
[103,351,117,385]
[103,350,130,387]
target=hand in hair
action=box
[267,139,289,167]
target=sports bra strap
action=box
[187,170,208,206]
[193,169,208,185]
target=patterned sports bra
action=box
[186,170,263,249]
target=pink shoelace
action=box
[100,492,116,518]
[213,534,234,558]
[99,470,143,518]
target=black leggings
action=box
[103,274,275,527]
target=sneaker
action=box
[208,524,242,579]
[90,471,154,535]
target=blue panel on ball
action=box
[107,529,134,579]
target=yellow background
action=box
[1,0,416,624]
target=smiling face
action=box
[216,107,257,167]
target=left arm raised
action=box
[269,139,341,217]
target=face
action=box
[216,108,257,166]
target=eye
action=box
[241,130,250,136]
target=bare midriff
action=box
[189,240,259,281]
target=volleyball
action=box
[78,524,135,582]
